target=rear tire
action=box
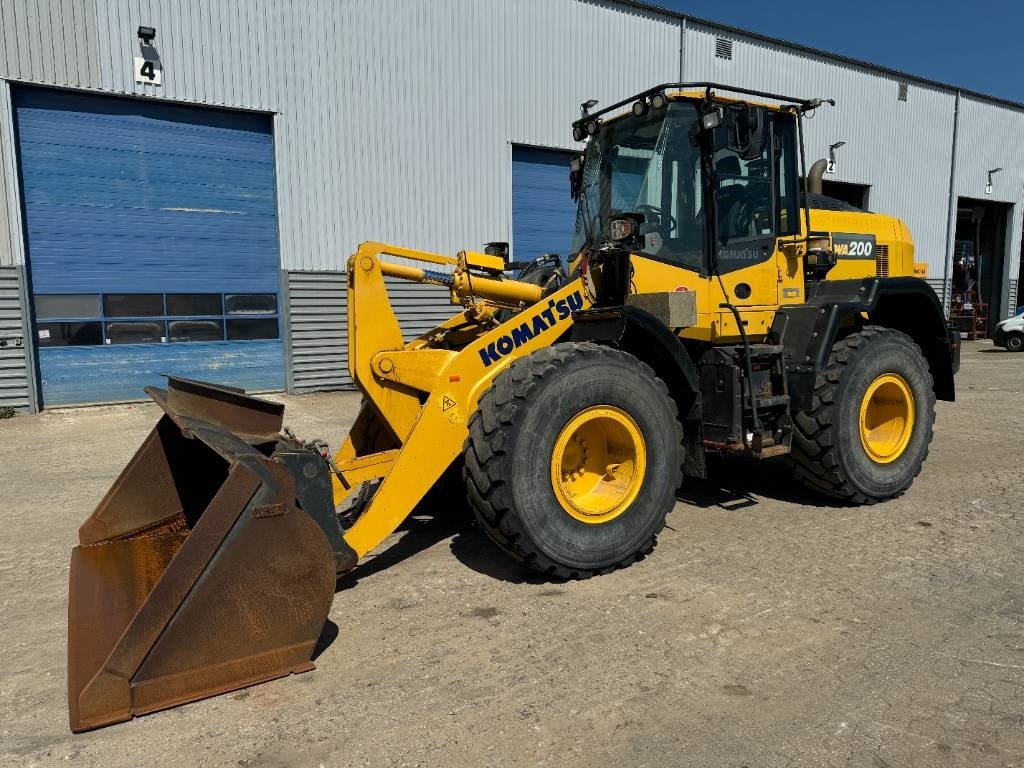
[463,343,682,579]
[1006,332,1024,352]
[789,326,935,504]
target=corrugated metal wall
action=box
[4,0,1024,405]
[0,81,22,270]
[0,266,33,409]
[287,271,457,393]
[80,0,680,271]
[0,0,101,87]
[2,0,1022,277]
[286,271,349,393]
[682,21,957,286]
[953,95,1024,319]
[386,278,460,341]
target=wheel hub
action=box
[859,373,915,464]
[550,406,646,524]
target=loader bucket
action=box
[68,377,353,732]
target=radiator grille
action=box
[875,244,889,277]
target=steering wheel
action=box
[733,198,772,237]
[634,204,678,234]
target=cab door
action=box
[705,109,803,339]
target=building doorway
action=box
[821,180,870,211]
[950,198,1013,337]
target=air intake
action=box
[897,82,908,102]
[876,244,889,277]
[715,37,733,60]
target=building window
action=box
[36,321,102,347]
[715,37,733,60]
[34,294,101,319]
[166,293,223,316]
[34,292,280,346]
[897,81,909,102]
[104,293,164,317]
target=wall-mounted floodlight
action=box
[137,26,156,43]
[826,141,845,174]
[580,99,598,117]
[986,167,1003,195]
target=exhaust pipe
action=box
[807,158,827,195]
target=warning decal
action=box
[439,392,463,424]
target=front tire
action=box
[789,326,936,504]
[463,343,682,579]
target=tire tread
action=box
[788,325,936,504]
[463,342,682,579]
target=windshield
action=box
[570,101,705,271]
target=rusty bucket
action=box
[68,377,354,732]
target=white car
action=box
[993,307,1024,352]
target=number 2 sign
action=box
[134,56,162,86]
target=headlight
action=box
[608,216,638,242]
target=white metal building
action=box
[1,0,1022,410]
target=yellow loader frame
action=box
[330,241,592,562]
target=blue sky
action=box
[655,0,1023,103]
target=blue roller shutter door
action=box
[13,87,284,406]
[510,146,579,265]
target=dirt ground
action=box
[1,341,1022,768]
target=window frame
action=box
[32,291,281,347]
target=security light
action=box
[986,167,1003,194]
[137,26,156,43]
[580,99,598,117]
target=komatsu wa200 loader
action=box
[67,83,959,731]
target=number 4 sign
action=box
[134,56,162,86]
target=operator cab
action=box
[568,87,804,283]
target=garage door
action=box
[13,87,283,406]
[511,146,579,265]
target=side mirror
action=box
[729,105,767,161]
[569,154,585,201]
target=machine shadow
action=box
[335,453,849,592]
[678,454,849,510]
[311,619,339,660]
[335,512,466,592]
[449,527,559,584]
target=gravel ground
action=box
[0,341,1022,768]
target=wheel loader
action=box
[67,82,959,731]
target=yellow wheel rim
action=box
[859,373,915,464]
[550,405,647,524]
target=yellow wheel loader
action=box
[67,82,960,731]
